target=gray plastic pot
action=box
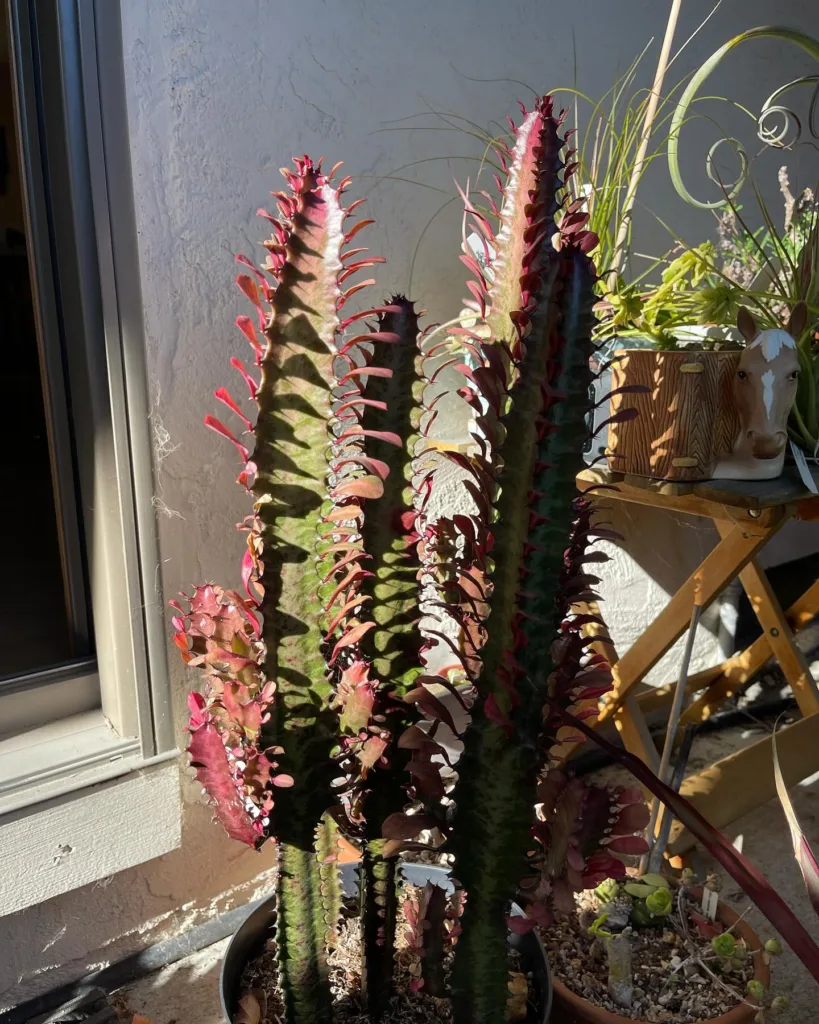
[220,862,552,1023]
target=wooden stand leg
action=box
[571,606,658,772]
[709,519,819,717]
[668,713,819,854]
[561,516,786,766]
[615,697,660,775]
[682,576,819,723]
[597,516,785,723]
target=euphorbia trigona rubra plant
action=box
[170,93,819,1024]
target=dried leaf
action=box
[773,720,819,917]
[235,991,263,1024]
[506,972,529,1021]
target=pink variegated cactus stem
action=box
[171,105,645,1023]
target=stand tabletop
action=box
[577,465,819,520]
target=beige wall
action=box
[2,0,818,1009]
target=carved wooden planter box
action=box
[606,349,740,482]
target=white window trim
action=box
[1,0,180,903]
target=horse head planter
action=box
[606,303,806,483]
[712,304,804,480]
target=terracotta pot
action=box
[606,349,740,482]
[551,893,770,1024]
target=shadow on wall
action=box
[594,501,727,684]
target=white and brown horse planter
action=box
[606,303,805,482]
[712,305,804,480]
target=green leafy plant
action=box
[712,932,737,959]
[636,174,819,443]
[715,177,819,452]
[747,979,767,1002]
[598,243,724,348]
[666,24,819,451]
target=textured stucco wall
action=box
[3,0,818,1007]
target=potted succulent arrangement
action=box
[594,245,747,482]
[172,91,819,1024]
[596,204,816,483]
[573,19,819,482]
[543,869,783,1024]
[664,25,819,461]
[710,170,819,459]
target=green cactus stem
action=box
[359,297,424,689]
[316,813,344,950]
[445,97,606,1023]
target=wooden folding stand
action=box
[566,466,819,858]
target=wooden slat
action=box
[668,714,819,855]
[681,575,819,724]
[578,466,819,514]
[713,520,819,717]
[614,697,660,777]
[789,578,819,630]
[596,516,786,725]
[562,516,788,765]
[637,663,728,716]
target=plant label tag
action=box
[701,887,719,922]
[465,232,497,283]
[791,441,819,495]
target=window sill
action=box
[0,709,138,812]
[0,713,181,914]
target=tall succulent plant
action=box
[172,98,640,1023]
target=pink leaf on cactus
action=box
[506,915,536,935]
[236,315,263,354]
[241,548,260,603]
[204,415,250,462]
[336,660,377,733]
[338,427,403,448]
[330,622,376,665]
[332,475,385,500]
[403,685,458,736]
[188,691,208,729]
[231,357,259,399]
[214,386,252,431]
[604,834,650,855]
[187,723,260,848]
[610,802,651,835]
[343,219,375,244]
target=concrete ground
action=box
[116,937,228,1024]
[116,636,819,1023]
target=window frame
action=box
[1,0,177,815]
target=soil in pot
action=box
[235,883,537,1024]
[540,887,769,1024]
